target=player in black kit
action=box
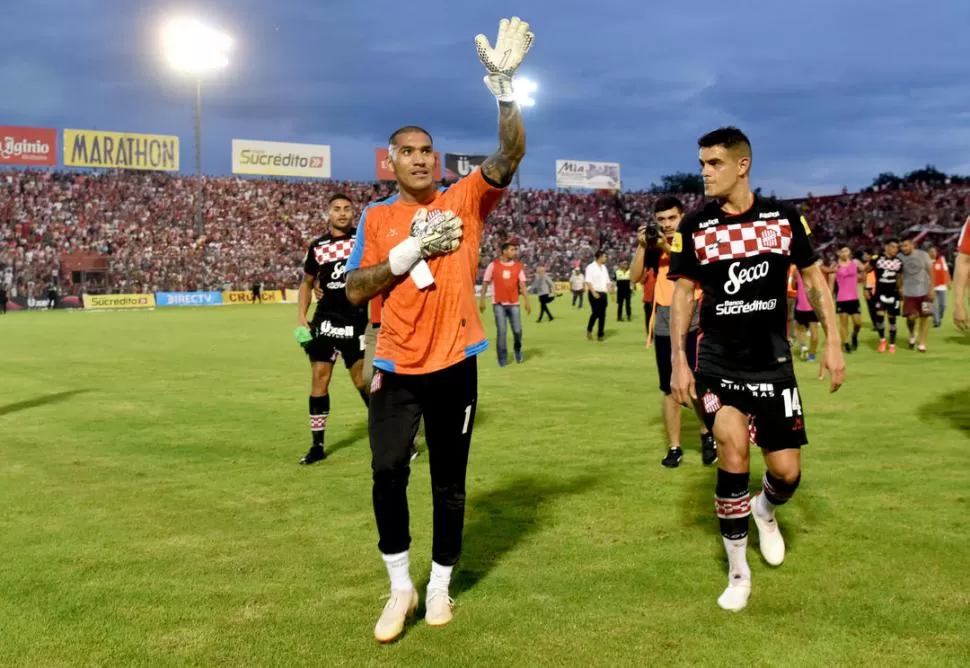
[297,193,370,464]
[668,128,845,612]
[864,240,904,353]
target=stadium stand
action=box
[2,169,968,299]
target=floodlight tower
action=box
[512,77,537,225]
[161,18,232,232]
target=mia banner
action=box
[555,160,621,190]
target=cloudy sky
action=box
[3,0,969,197]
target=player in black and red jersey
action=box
[668,127,845,612]
[297,193,370,465]
[863,241,904,353]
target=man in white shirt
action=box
[585,250,610,341]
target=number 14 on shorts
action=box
[782,387,802,418]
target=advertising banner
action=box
[0,126,57,166]
[232,139,331,178]
[82,293,156,309]
[375,147,441,182]
[156,291,223,307]
[64,129,179,171]
[445,153,487,180]
[555,160,621,190]
[222,290,284,305]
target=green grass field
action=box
[2,301,969,666]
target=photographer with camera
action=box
[630,197,717,468]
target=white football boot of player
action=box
[752,493,786,566]
[717,575,752,612]
[374,588,418,643]
[425,588,455,627]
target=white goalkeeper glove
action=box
[475,16,535,103]
[388,208,464,287]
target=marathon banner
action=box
[82,293,156,310]
[445,153,487,180]
[64,129,179,171]
[156,291,223,307]
[375,147,442,182]
[0,126,57,166]
[222,290,284,305]
[232,139,331,178]
[555,159,621,190]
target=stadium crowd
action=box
[2,170,968,298]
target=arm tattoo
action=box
[481,101,526,188]
[345,261,398,306]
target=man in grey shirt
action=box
[533,266,556,322]
[899,237,934,352]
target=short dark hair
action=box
[595,250,606,260]
[653,196,684,213]
[388,125,433,147]
[501,241,517,252]
[886,237,899,245]
[328,193,352,206]
[698,126,752,156]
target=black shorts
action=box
[836,299,860,315]
[794,309,818,326]
[369,357,478,473]
[655,331,698,395]
[304,319,365,368]
[694,374,808,451]
[874,292,900,317]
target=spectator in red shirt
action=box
[479,241,531,366]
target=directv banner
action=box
[64,129,179,171]
[555,160,621,190]
[232,139,331,178]
[156,291,223,307]
[445,153,487,180]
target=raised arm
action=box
[480,102,526,188]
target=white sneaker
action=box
[717,575,752,612]
[752,494,786,566]
[425,588,454,627]
[374,588,418,643]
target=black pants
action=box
[538,294,554,321]
[572,290,584,308]
[587,294,607,338]
[643,302,653,334]
[616,283,631,320]
[369,357,478,566]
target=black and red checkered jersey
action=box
[668,197,819,381]
[303,230,366,327]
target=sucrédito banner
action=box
[555,159,621,190]
[64,129,180,171]
[375,147,442,182]
[82,293,156,310]
[222,290,284,305]
[232,139,331,178]
[554,281,572,296]
[156,291,223,307]
[0,126,57,166]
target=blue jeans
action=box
[493,304,522,365]
[933,289,946,326]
